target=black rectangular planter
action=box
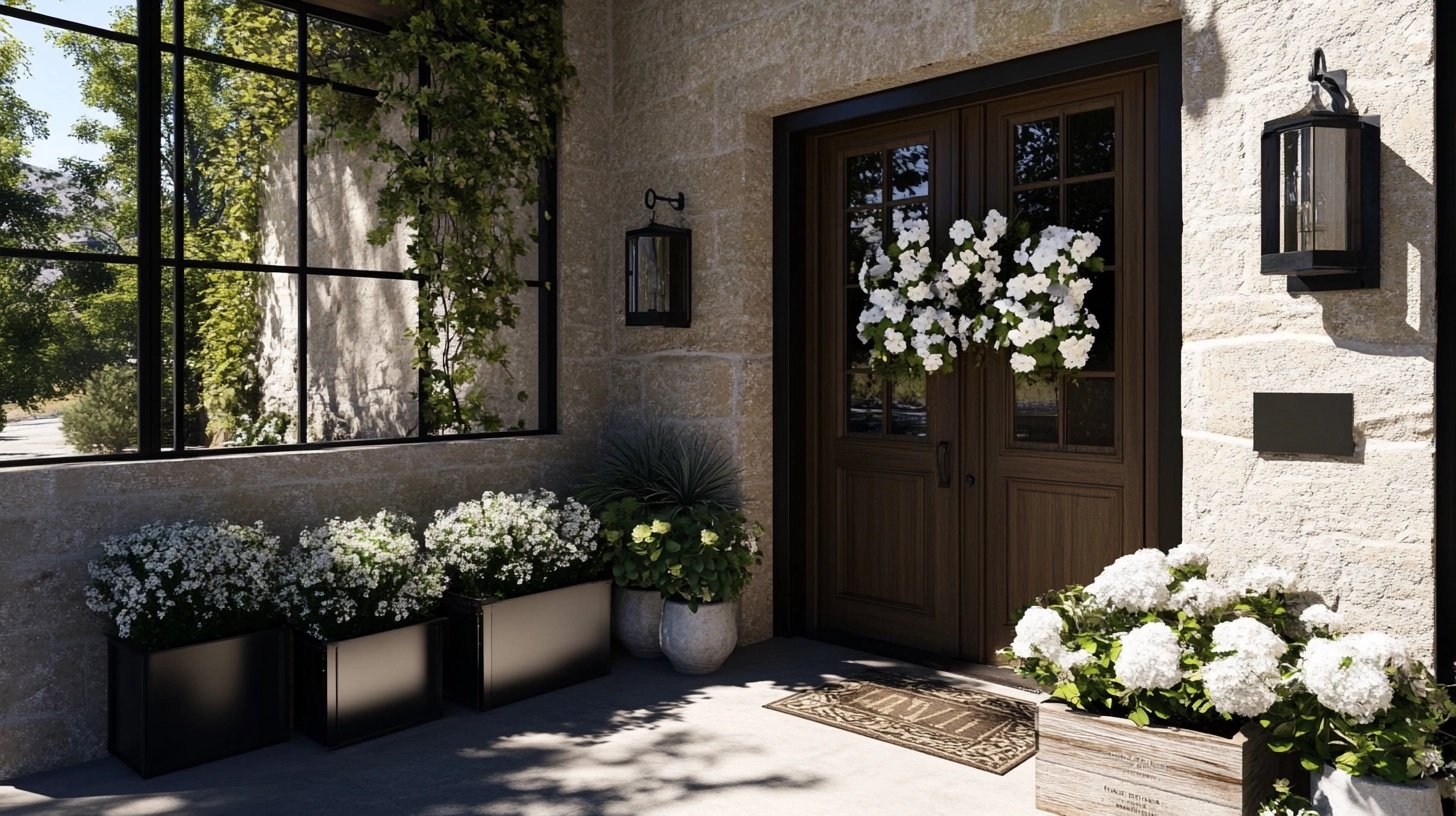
[293,618,446,749]
[441,579,611,710]
[108,628,290,778]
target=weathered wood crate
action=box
[1036,701,1295,816]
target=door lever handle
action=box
[935,441,951,488]
[965,473,977,488]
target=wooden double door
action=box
[808,69,1159,662]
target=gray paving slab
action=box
[0,637,1054,815]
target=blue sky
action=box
[4,0,127,169]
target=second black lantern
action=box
[625,189,692,327]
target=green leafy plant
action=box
[599,498,761,608]
[224,409,292,448]
[86,520,281,650]
[425,490,603,601]
[575,422,739,517]
[314,0,575,434]
[1257,778,1317,816]
[60,364,137,453]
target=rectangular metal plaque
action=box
[1252,392,1354,456]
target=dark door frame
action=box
[771,22,1184,638]
[1435,2,1455,686]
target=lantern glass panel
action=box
[631,234,676,314]
[1279,125,1350,253]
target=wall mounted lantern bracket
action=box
[625,188,692,327]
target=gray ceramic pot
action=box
[659,598,738,674]
[611,585,664,658]
[1312,766,1440,816]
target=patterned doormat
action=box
[764,671,1037,774]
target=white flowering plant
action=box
[86,520,281,650]
[1259,607,1456,785]
[1257,778,1317,816]
[972,222,1105,382]
[425,490,603,601]
[1001,544,1301,732]
[275,510,446,641]
[599,498,761,610]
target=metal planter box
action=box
[441,579,611,710]
[108,628,290,778]
[293,618,445,749]
[1036,701,1296,816]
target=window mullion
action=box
[171,0,186,452]
[295,12,309,444]
[136,0,163,456]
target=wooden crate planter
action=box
[441,579,611,710]
[1036,701,1295,816]
[108,628,290,778]
[293,618,445,749]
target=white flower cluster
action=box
[275,510,446,641]
[1298,603,1346,634]
[1010,605,1093,677]
[1085,549,1172,613]
[1203,618,1288,717]
[1115,621,1184,690]
[978,222,1101,376]
[86,520,279,644]
[1295,633,1411,724]
[855,209,1004,375]
[425,490,601,598]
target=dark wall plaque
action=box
[1252,392,1355,456]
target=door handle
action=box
[936,441,951,488]
[965,473,977,488]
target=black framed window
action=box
[0,0,556,465]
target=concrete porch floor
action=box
[0,637,1053,815]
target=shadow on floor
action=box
[1,638,877,816]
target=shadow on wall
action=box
[1182,3,1227,120]
[2,643,836,814]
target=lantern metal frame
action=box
[625,189,692,327]
[1260,48,1380,292]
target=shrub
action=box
[575,422,738,518]
[275,511,445,641]
[86,520,281,650]
[61,364,137,453]
[600,498,761,608]
[425,489,602,600]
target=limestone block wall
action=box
[0,0,614,780]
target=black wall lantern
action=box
[1261,48,1380,292]
[625,189,691,327]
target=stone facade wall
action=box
[0,0,614,780]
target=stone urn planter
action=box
[659,598,738,674]
[1036,701,1297,816]
[612,585,664,658]
[1310,766,1440,816]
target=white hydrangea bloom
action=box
[1343,631,1412,672]
[1213,618,1287,661]
[1299,603,1346,634]
[1115,621,1184,691]
[1085,549,1173,613]
[1298,637,1395,723]
[1203,653,1280,718]
[1166,542,1211,569]
[1010,606,1093,675]
[1167,577,1235,617]
[1009,352,1036,373]
[1237,564,1296,595]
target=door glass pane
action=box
[1014,117,1059,184]
[1066,377,1115,448]
[846,152,883,207]
[889,143,929,200]
[889,202,930,240]
[846,286,870,369]
[847,211,884,282]
[1013,186,1059,235]
[847,372,884,434]
[1067,178,1116,263]
[1082,273,1114,372]
[1067,107,1115,177]
[888,373,927,436]
[1013,379,1058,445]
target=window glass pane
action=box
[889,143,929,200]
[1280,128,1305,253]
[1013,186,1058,236]
[183,60,298,265]
[19,0,133,33]
[171,268,299,448]
[1066,107,1115,178]
[889,201,929,242]
[888,372,927,437]
[1310,125,1348,251]
[1014,117,1059,185]
[305,273,418,441]
[307,16,381,87]
[461,284,540,434]
[845,151,882,207]
[847,210,883,282]
[305,88,404,272]
[1067,178,1115,264]
[185,1,296,74]
[846,285,870,369]
[0,18,135,253]
[1082,272,1114,372]
[1,259,138,459]
[847,371,883,434]
[1013,378,1058,445]
[1066,376,1115,448]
